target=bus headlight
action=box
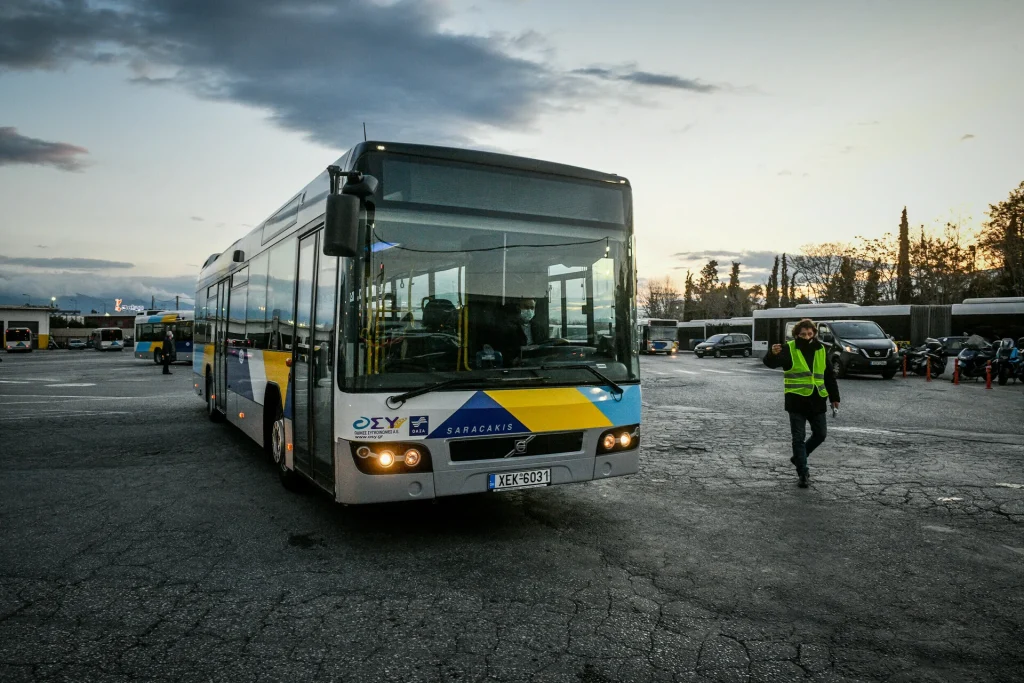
[597,425,640,454]
[403,449,421,467]
[349,442,433,475]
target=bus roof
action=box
[754,304,912,320]
[135,311,194,323]
[198,141,631,288]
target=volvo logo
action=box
[504,436,535,458]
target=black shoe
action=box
[798,474,808,488]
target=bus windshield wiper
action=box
[537,363,624,399]
[386,374,549,409]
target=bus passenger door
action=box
[291,235,317,476]
[214,281,227,413]
[310,246,338,489]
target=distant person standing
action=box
[763,318,840,488]
[161,329,175,375]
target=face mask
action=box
[796,336,814,349]
[520,309,535,324]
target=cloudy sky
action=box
[1,0,1022,306]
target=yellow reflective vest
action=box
[784,340,829,398]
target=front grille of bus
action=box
[448,431,584,462]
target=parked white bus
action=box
[4,327,33,352]
[89,327,124,351]
[194,142,642,505]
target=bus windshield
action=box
[648,322,677,341]
[343,208,636,391]
[6,328,31,342]
[100,329,123,341]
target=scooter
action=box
[900,338,947,377]
[954,335,996,381]
[994,338,1022,385]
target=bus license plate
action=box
[870,360,886,366]
[488,469,551,491]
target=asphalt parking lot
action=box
[1,351,1022,683]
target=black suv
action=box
[814,320,899,379]
[694,333,752,358]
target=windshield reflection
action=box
[341,209,637,391]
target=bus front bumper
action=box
[333,443,639,505]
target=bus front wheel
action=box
[270,404,302,492]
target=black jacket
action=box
[493,312,548,367]
[762,339,840,415]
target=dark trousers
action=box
[162,359,172,374]
[788,411,827,475]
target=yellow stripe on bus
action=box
[485,387,612,433]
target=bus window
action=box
[266,238,297,351]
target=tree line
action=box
[640,180,1024,320]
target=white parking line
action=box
[0,410,132,421]
[703,369,733,374]
[45,383,97,388]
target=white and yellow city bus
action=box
[4,327,33,352]
[194,142,641,505]
[134,310,195,364]
[88,327,124,351]
[638,318,679,354]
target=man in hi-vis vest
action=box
[763,318,840,488]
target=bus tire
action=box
[206,372,223,422]
[270,403,302,492]
[154,349,163,365]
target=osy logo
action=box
[352,416,408,430]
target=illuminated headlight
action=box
[843,344,858,353]
[349,442,433,475]
[598,425,640,454]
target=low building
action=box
[1,305,53,350]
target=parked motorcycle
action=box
[899,338,947,377]
[994,338,1022,385]
[954,334,996,381]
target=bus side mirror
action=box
[323,194,360,258]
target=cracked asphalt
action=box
[1,351,1022,682]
